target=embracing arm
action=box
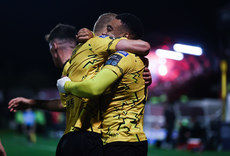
[62,69,118,98]
[116,39,150,56]
[76,28,150,55]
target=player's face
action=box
[99,26,108,36]
[106,18,126,38]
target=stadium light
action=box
[155,49,184,61]
[158,64,168,76]
[173,43,203,56]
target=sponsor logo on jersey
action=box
[99,35,109,38]
[105,54,122,66]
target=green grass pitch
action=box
[1,129,230,156]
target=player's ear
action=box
[53,42,58,51]
[123,32,129,38]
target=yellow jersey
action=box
[101,51,147,144]
[63,35,126,134]
[59,61,81,134]
[59,60,83,135]
[60,60,71,108]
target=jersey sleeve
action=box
[64,69,118,98]
[94,35,127,55]
[103,51,133,77]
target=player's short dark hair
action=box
[45,23,77,42]
[116,13,144,39]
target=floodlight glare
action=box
[155,49,184,61]
[173,43,203,56]
[158,64,168,76]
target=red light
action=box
[161,45,169,50]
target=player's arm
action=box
[143,67,152,86]
[57,69,118,98]
[76,28,150,55]
[140,57,152,86]
[8,97,65,112]
[116,39,150,56]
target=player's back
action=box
[101,51,147,144]
[64,35,125,133]
[67,35,125,82]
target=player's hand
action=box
[143,67,152,87]
[57,76,71,93]
[8,97,33,112]
[76,28,94,43]
[140,57,152,86]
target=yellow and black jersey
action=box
[62,61,71,76]
[60,60,71,108]
[63,35,126,134]
[59,60,84,134]
[67,35,126,81]
[101,51,147,144]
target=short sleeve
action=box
[103,51,132,77]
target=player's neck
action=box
[59,50,72,66]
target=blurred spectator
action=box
[162,103,176,149]
[22,109,36,143]
[35,110,46,135]
[15,111,23,133]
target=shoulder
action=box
[98,35,110,38]
[91,35,113,43]
[110,51,131,59]
[94,35,112,40]
[114,51,136,61]
[105,51,133,66]
[96,35,126,41]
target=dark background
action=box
[1,0,230,100]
